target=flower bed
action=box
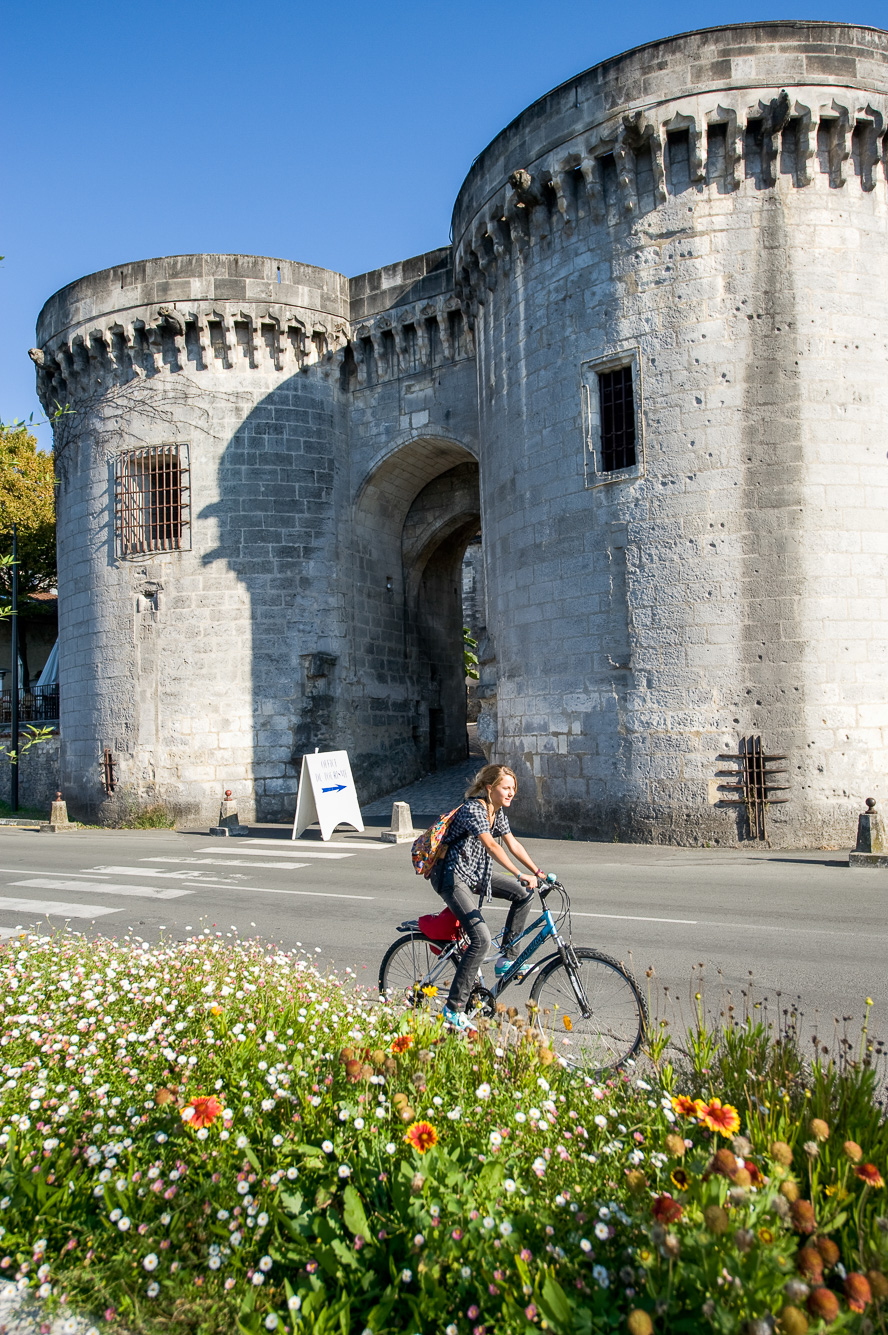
[0,931,885,1334]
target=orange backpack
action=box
[411,806,460,878]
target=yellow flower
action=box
[210,1004,222,1015]
[563,1015,573,1032]
[421,985,438,998]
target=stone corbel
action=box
[368,326,389,381]
[791,102,815,187]
[578,153,606,223]
[821,101,851,187]
[472,223,498,291]
[414,315,432,368]
[504,168,542,253]
[436,300,456,361]
[613,130,637,215]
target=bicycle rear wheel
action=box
[529,948,647,1074]
[378,932,459,1007]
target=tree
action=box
[0,422,56,597]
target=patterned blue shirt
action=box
[440,798,511,897]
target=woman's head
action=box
[465,764,517,804]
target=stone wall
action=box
[453,22,888,845]
[0,736,60,814]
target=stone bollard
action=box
[849,798,888,868]
[39,792,71,834]
[209,789,250,837]
[380,801,421,844]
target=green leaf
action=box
[341,1183,370,1238]
[279,1189,304,1215]
[538,1273,573,1331]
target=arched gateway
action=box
[33,23,888,845]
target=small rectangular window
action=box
[598,367,637,472]
[582,351,643,487]
[115,444,190,556]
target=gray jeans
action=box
[434,865,535,1010]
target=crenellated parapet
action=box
[31,254,351,414]
[454,80,888,314]
[346,293,474,389]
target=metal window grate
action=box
[715,736,791,840]
[598,367,637,472]
[115,445,190,556]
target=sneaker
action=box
[494,955,512,978]
[441,1005,478,1033]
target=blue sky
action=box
[3,1,887,444]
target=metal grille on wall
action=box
[598,366,637,472]
[715,736,790,840]
[114,445,190,556]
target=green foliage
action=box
[0,934,884,1334]
[0,423,56,598]
[463,627,479,681]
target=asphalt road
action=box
[0,820,882,1054]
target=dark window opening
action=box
[568,165,586,213]
[780,118,802,185]
[311,331,327,359]
[448,310,464,359]
[426,317,442,366]
[706,122,728,186]
[208,320,228,366]
[852,120,876,190]
[634,143,655,212]
[666,128,691,193]
[402,324,418,373]
[598,153,618,222]
[542,179,559,215]
[598,367,636,472]
[816,118,843,188]
[115,445,190,556]
[745,118,764,183]
[382,328,397,375]
[360,335,375,383]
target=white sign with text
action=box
[291,750,365,842]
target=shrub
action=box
[0,932,884,1334]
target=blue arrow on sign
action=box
[322,784,347,793]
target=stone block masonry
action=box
[33,22,888,845]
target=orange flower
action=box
[404,1120,438,1154]
[182,1095,222,1129]
[855,1163,885,1188]
[391,1034,414,1055]
[844,1273,872,1313]
[671,1095,700,1118]
[698,1098,740,1136]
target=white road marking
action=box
[154,849,350,861]
[0,897,120,918]
[0,927,21,939]
[228,886,375,901]
[573,911,699,925]
[143,858,323,870]
[243,838,389,850]
[88,866,210,880]
[14,879,193,901]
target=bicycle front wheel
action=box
[378,932,458,1008]
[529,948,647,1074]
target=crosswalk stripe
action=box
[88,866,212,880]
[145,857,324,870]
[13,879,193,901]
[156,848,351,860]
[0,897,120,918]
[225,838,388,851]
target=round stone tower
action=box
[34,254,350,824]
[453,22,888,845]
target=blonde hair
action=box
[465,764,517,800]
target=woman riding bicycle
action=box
[431,764,546,1031]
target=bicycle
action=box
[378,874,648,1074]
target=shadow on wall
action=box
[200,370,482,821]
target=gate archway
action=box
[351,435,480,787]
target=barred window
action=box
[598,366,637,472]
[115,445,190,556]
[582,352,643,487]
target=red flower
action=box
[651,1194,683,1224]
[404,1121,438,1154]
[806,1287,839,1323]
[391,1034,414,1055]
[697,1098,741,1136]
[743,1159,764,1187]
[670,1095,700,1118]
[182,1095,222,1129]
[855,1163,885,1188]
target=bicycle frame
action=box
[419,886,592,1018]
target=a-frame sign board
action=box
[291,749,365,841]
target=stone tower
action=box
[34,22,888,845]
